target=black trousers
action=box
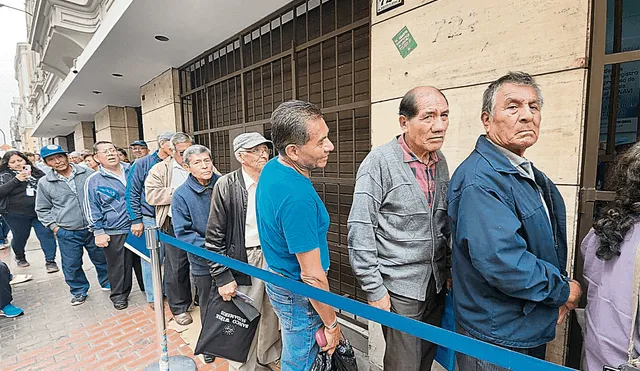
[163,218,192,314]
[382,275,446,371]
[0,261,12,308]
[102,234,134,303]
[192,274,213,323]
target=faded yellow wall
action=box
[140,68,182,151]
[94,106,140,150]
[370,0,590,364]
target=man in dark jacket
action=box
[36,145,109,306]
[447,72,582,369]
[205,132,281,371]
[348,86,451,371]
[171,144,221,364]
[125,132,174,307]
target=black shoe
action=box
[71,294,87,306]
[45,261,59,273]
[16,258,29,268]
[203,355,215,363]
[113,300,128,310]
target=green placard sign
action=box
[392,26,418,58]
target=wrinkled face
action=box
[130,145,149,159]
[94,143,119,167]
[186,152,213,181]
[159,140,173,157]
[8,155,26,172]
[84,156,99,169]
[69,155,83,164]
[44,154,70,172]
[287,117,334,171]
[482,83,541,156]
[238,144,270,173]
[400,92,449,154]
[173,142,193,165]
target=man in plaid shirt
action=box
[348,86,452,371]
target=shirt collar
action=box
[485,137,535,179]
[241,168,256,189]
[397,134,439,165]
[56,165,77,180]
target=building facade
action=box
[20,0,638,368]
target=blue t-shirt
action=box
[256,158,330,280]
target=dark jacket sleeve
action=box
[455,183,570,307]
[204,178,234,287]
[0,173,22,199]
[171,192,206,249]
[126,161,144,224]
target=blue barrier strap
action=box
[158,232,575,371]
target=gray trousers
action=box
[382,276,445,371]
[456,325,546,371]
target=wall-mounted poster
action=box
[377,0,403,15]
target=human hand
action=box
[557,305,570,325]
[15,171,28,182]
[566,280,582,309]
[130,223,144,237]
[218,280,237,301]
[322,324,341,355]
[446,278,452,290]
[368,292,391,311]
[95,234,110,248]
[54,227,60,235]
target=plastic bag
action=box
[310,338,358,371]
[434,289,456,371]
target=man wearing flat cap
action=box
[205,132,282,371]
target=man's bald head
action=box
[399,86,448,120]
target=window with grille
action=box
[179,0,371,302]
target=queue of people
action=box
[0,70,637,371]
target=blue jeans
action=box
[0,216,10,243]
[266,282,322,371]
[3,214,57,262]
[56,228,109,297]
[141,216,164,303]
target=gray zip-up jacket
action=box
[36,164,94,231]
[347,138,451,302]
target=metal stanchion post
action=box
[144,227,195,371]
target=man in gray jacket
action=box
[205,132,281,371]
[35,145,109,306]
[347,86,452,371]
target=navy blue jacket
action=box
[447,136,570,348]
[126,151,162,223]
[84,163,132,236]
[172,174,221,276]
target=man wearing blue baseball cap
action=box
[35,144,110,306]
[129,140,149,162]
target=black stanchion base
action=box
[144,355,196,371]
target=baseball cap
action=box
[40,144,67,160]
[130,140,148,147]
[233,133,272,153]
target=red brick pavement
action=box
[0,304,228,371]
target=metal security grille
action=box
[179,0,371,302]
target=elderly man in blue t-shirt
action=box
[256,100,340,371]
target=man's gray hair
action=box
[182,145,211,166]
[482,71,544,117]
[170,132,193,149]
[270,100,323,155]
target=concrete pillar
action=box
[94,106,140,149]
[73,121,95,152]
[53,136,68,151]
[140,68,182,151]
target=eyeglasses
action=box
[98,149,118,155]
[241,147,272,156]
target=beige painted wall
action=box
[369,0,590,365]
[94,106,140,150]
[73,121,95,152]
[140,68,182,151]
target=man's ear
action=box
[284,144,299,161]
[481,112,491,132]
[399,115,409,133]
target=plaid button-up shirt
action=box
[397,134,439,207]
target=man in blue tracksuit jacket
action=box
[84,141,135,310]
[125,132,174,306]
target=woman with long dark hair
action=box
[0,151,58,271]
[582,142,640,370]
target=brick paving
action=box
[0,235,227,370]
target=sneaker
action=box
[71,295,87,306]
[45,261,59,273]
[203,355,215,363]
[9,274,32,285]
[16,259,29,268]
[0,303,24,318]
[100,284,111,291]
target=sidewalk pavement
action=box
[0,234,227,371]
